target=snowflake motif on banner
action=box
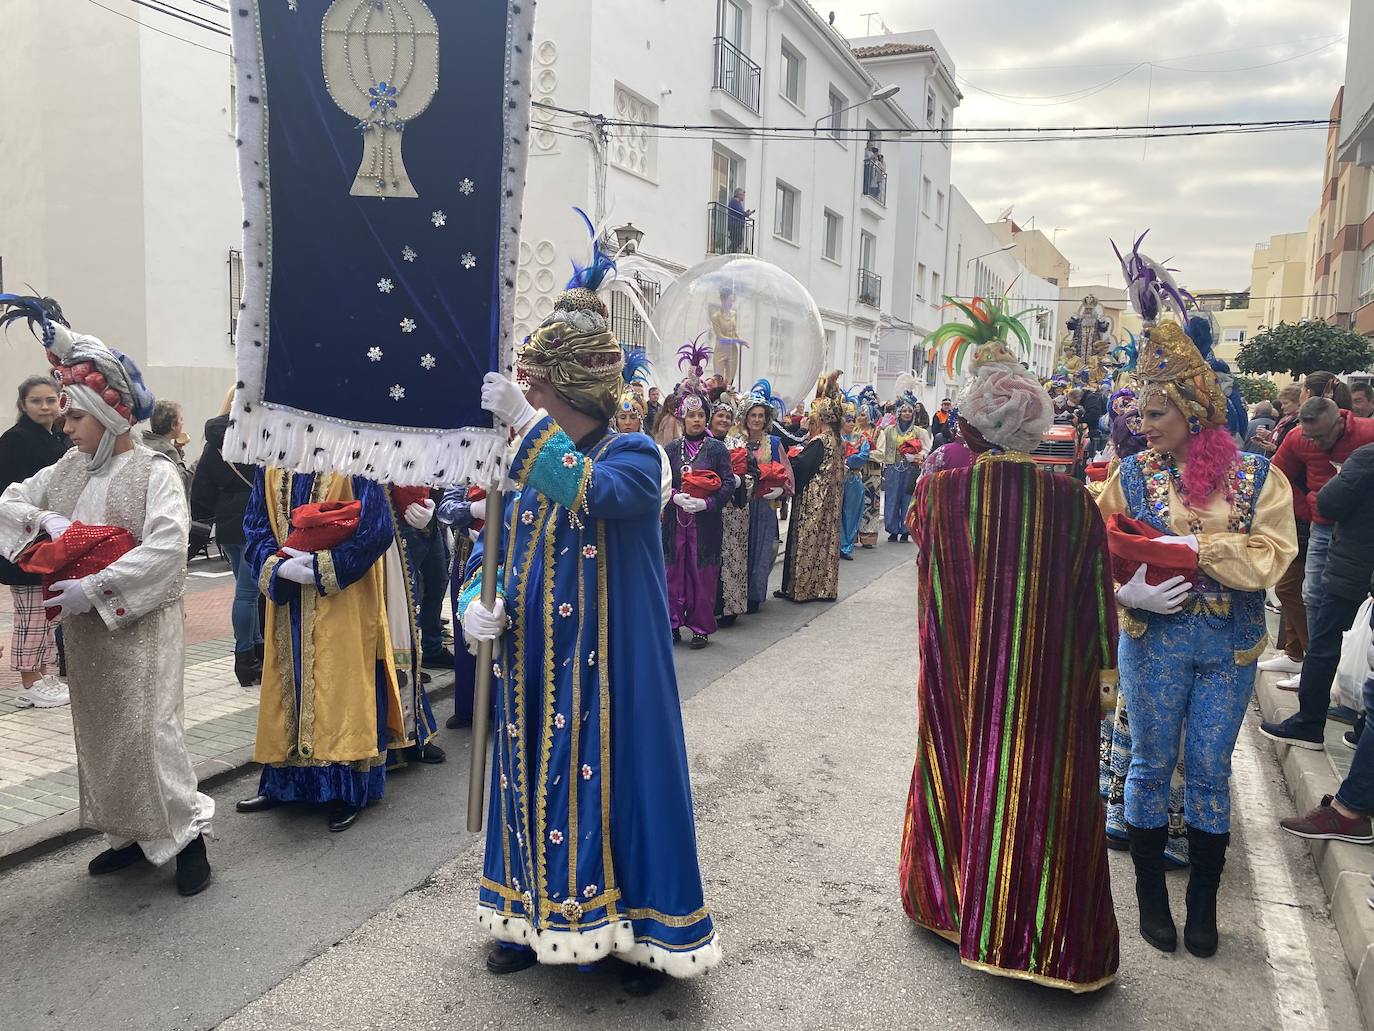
[420,353,436,370]
[377,278,394,294]
[400,318,416,333]
[459,178,475,195]
[287,0,298,10]
[461,252,477,270]
[389,384,405,401]
[402,245,417,262]
[431,211,447,228]
[367,347,383,362]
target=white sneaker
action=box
[1276,675,1301,690]
[27,678,70,708]
[13,685,37,707]
[1258,655,1303,674]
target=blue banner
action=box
[225,0,534,486]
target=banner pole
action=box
[466,485,503,833]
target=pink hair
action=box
[1181,426,1240,502]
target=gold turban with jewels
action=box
[1136,320,1227,431]
[809,371,845,426]
[517,287,625,422]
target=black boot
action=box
[174,834,212,896]
[1184,827,1229,958]
[486,944,537,975]
[88,842,146,876]
[233,649,261,688]
[1127,823,1177,952]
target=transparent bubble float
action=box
[647,254,824,412]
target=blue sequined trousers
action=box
[1118,610,1258,834]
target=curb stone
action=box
[1254,665,1374,1026]
[0,670,457,872]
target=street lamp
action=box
[613,222,644,254]
[813,85,902,134]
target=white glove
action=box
[672,493,707,514]
[40,513,71,540]
[1156,533,1199,553]
[762,487,785,500]
[276,547,317,586]
[462,596,507,644]
[481,372,537,431]
[905,453,921,464]
[404,499,435,530]
[1116,565,1192,614]
[44,578,93,619]
[469,499,487,524]
[733,474,742,489]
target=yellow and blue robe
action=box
[462,415,720,977]
[245,470,407,806]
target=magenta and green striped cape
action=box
[899,453,1120,993]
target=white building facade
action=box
[0,0,243,452]
[944,188,1059,396]
[519,2,963,405]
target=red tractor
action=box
[1031,423,1090,479]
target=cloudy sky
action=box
[827,0,1350,291]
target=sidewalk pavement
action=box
[0,563,454,867]
[1256,656,1374,1022]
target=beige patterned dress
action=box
[718,434,750,617]
[776,430,844,603]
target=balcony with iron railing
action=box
[857,268,882,308]
[862,157,888,206]
[712,36,761,115]
[707,201,756,256]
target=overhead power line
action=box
[125,0,230,36]
[83,0,231,55]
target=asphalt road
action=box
[0,542,911,1031]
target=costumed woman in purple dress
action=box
[662,341,735,649]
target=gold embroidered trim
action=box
[510,498,547,909]
[568,529,586,899]
[1118,605,1147,639]
[259,554,282,596]
[513,423,560,486]
[316,549,341,597]
[597,520,619,914]
[295,472,329,757]
[974,452,1036,465]
[535,512,558,909]
[1235,634,1269,667]
[624,906,713,928]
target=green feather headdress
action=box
[924,294,1035,380]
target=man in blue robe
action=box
[460,281,721,995]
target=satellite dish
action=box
[995,205,1014,223]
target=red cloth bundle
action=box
[391,485,430,512]
[1086,461,1111,483]
[898,438,924,459]
[468,485,488,533]
[18,522,137,621]
[753,461,789,498]
[1104,513,1199,586]
[278,501,362,557]
[729,447,749,477]
[680,470,722,500]
[786,445,804,460]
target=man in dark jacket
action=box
[190,412,262,686]
[1261,441,1374,751]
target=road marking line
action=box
[1231,727,1331,1031]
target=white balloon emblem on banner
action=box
[322,0,440,198]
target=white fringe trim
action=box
[476,907,722,980]
[222,400,507,488]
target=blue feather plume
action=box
[566,207,618,293]
[621,345,653,386]
[0,293,66,345]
